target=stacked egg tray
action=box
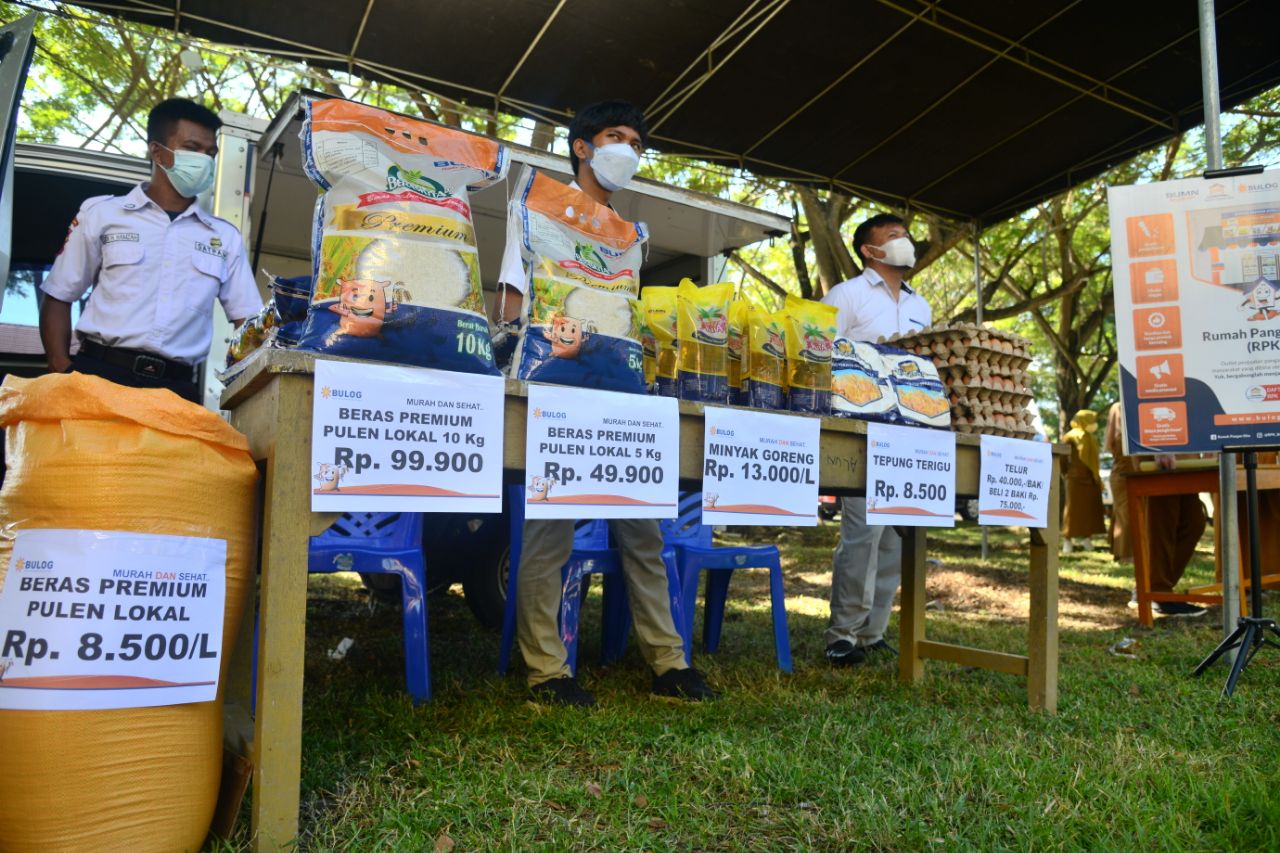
[879,324,1037,437]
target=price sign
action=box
[524,384,679,519]
[311,359,505,512]
[702,407,820,526]
[0,530,226,711]
[978,434,1053,528]
[865,422,957,527]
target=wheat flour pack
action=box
[876,344,951,428]
[830,338,897,421]
[510,166,648,394]
[676,279,734,404]
[297,98,507,373]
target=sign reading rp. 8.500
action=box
[311,359,505,512]
[864,421,957,527]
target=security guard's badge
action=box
[101,232,140,244]
[195,240,227,258]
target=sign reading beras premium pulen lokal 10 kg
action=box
[701,407,820,526]
[310,359,505,512]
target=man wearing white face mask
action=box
[491,101,718,707]
[820,213,933,666]
[39,98,260,402]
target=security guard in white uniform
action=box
[39,98,261,403]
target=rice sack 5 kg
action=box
[876,344,951,428]
[746,305,787,410]
[510,166,648,394]
[726,299,748,405]
[831,338,898,421]
[676,279,734,404]
[298,99,507,373]
[783,295,837,414]
[644,285,678,396]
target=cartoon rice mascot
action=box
[543,311,595,359]
[528,475,556,502]
[314,463,349,493]
[327,278,410,343]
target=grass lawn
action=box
[218,520,1280,851]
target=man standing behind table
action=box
[39,98,260,403]
[491,100,718,707]
[820,214,932,666]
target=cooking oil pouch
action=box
[726,299,748,405]
[831,338,898,421]
[510,166,648,394]
[645,285,678,397]
[676,279,733,403]
[876,344,951,428]
[267,272,313,322]
[783,295,836,415]
[747,305,787,410]
[639,313,656,389]
[298,98,507,373]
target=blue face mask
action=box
[160,146,216,198]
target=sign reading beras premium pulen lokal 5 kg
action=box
[1108,170,1280,452]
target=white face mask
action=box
[587,142,640,192]
[159,145,216,198]
[868,236,916,268]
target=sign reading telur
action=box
[524,384,679,519]
[977,434,1053,528]
[311,359,505,512]
[865,422,956,527]
[701,407,819,526]
[1108,171,1280,452]
[0,529,226,711]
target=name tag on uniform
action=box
[194,240,227,259]
[101,232,140,244]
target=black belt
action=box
[78,339,200,383]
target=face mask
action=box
[869,236,916,268]
[587,142,640,192]
[159,146,216,198]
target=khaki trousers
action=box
[1146,494,1206,592]
[826,496,902,647]
[515,517,688,686]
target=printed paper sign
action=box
[0,529,226,711]
[311,359,505,512]
[977,435,1053,528]
[524,384,679,519]
[865,422,956,527]
[701,407,819,526]
[1108,171,1280,452]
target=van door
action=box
[0,13,38,309]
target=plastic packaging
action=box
[727,299,748,405]
[830,337,897,421]
[510,166,648,393]
[782,295,837,414]
[296,98,507,373]
[746,305,787,410]
[645,285,678,397]
[676,279,734,403]
[876,344,952,428]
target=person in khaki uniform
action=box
[492,101,717,707]
[1061,409,1106,552]
[1104,402,1135,562]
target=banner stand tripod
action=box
[1192,449,1280,696]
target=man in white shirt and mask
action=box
[492,101,718,707]
[820,213,933,666]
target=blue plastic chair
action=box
[309,511,431,702]
[660,492,792,672]
[498,485,687,675]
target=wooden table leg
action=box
[1131,486,1153,627]
[1028,471,1061,713]
[246,375,313,850]
[898,527,927,684]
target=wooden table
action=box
[1126,464,1280,626]
[220,348,1067,850]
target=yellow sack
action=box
[0,374,258,853]
[782,295,838,414]
[676,279,734,404]
[645,285,678,397]
[727,299,748,405]
[747,304,787,410]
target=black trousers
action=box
[70,352,203,404]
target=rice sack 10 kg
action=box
[298,99,507,373]
[783,295,837,414]
[830,338,897,421]
[510,166,648,394]
[727,299,747,405]
[746,305,787,410]
[644,286,678,396]
[876,344,951,428]
[676,279,734,404]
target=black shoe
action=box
[826,639,866,667]
[529,676,596,707]
[861,639,898,659]
[652,667,720,701]
[1154,601,1208,618]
